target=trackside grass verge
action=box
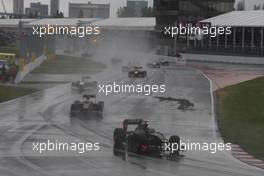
[0,86,38,103]
[32,55,106,74]
[216,77,264,160]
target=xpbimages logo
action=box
[164,23,232,38]
[163,140,232,154]
[32,140,100,154]
[98,82,166,96]
[32,24,101,38]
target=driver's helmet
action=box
[142,123,149,129]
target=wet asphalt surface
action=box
[1,57,264,176]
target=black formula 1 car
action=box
[128,67,147,78]
[70,95,104,119]
[113,119,181,158]
[71,76,97,92]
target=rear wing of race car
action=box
[83,94,96,100]
[133,66,143,70]
[123,119,146,131]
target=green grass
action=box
[216,77,264,160]
[0,86,38,103]
[32,55,106,74]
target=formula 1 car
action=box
[128,67,147,78]
[70,95,104,119]
[175,53,186,66]
[71,76,97,92]
[113,119,181,157]
[147,58,169,68]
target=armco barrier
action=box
[14,55,47,83]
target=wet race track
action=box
[1,58,264,176]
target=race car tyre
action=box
[70,102,82,117]
[113,128,125,155]
[169,135,180,156]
